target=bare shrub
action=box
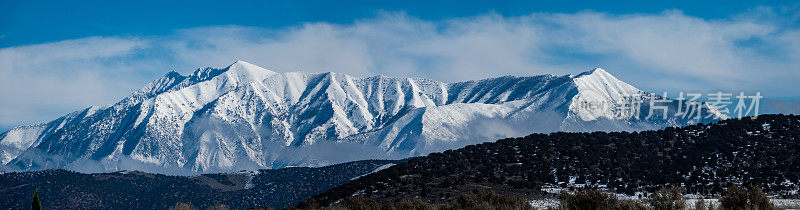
[647,186,685,210]
[719,184,774,210]
[453,190,533,210]
[559,189,620,210]
[169,202,198,210]
[613,199,648,210]
[694,199,707,210]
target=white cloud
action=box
[158,10,799,90]
[0,37,162,128]
[165,24,376,76]
[1,9,799,130]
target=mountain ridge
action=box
[0,61,723,174]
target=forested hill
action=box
[305,114,800,207]
[0,159,400,209]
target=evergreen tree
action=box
[31,189,41,210]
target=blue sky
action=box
[1,0,799,132]
[1,0,793,47]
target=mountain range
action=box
[0,61,723,174]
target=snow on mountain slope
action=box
[0,61,725,174]
[570,68,641,121]
[0,125,46,164]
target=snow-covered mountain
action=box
[0,61,724,174]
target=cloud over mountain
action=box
[1,9,798,130]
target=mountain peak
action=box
[230,60,252,67]
[568,67,643,121]
[572,67,630,87]
[134,70,187,97]
[224,60,277,79]
[590,67,608,74]
[164,70,183,78]
[227,60,273,72]
[574,68,610,78]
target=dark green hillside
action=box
[0,159,400,209]
[305,115,800,207]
